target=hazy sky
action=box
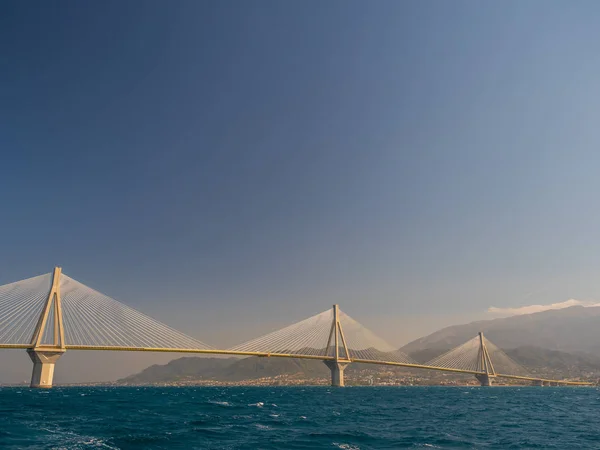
[2,1,600,382]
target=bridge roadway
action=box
[0,343,591,386]
[0,269,593,388]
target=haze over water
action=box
[1,386,598,449]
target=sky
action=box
[2,1,600,382]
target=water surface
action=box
[0,386,598,449]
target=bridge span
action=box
[0,268,593,388]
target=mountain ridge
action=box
[118,305,600,384]
[118,344,600,384]
[400,305,600,355]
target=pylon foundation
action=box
[324,360,349,387]
[27,349,64,388]
[475,374,494,386]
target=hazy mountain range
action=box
[400,305,600,355]
[119,357,330,384]
[119,347,600,384]
[120,306,600,383]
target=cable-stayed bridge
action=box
[0,268,592,388]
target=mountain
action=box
[119,306,600,384]
[118,357,237,383]
[401,306,600,355]
[407,344,600,373]
[118,356,425,384]
[119,346,600,385]
[505,346,600,373]
[119,356,330,384]
[211,356,329,381]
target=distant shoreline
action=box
[3,383,592,388]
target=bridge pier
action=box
[324,360,349,387]
[475,374,494,386]
[532,379,544,386]
[27,349,64,388]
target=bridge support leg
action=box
[475,374,494,386]
[324,360,349,387]
[27,349,64,388]
[532,379,544,386]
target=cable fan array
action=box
[228,307,416,364]
[59,275,214,350]
[0,273,52,345]
[483,338,531,377]
[334,310,415,363]
[425,335,530,376]
[0,271,540,380]
[227,309,334,357]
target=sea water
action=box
[0,386,598,449]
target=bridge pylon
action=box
[324,304,351,387]
[27,267,66,388]
[474,331,495,386]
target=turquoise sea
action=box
[0,386,598,449]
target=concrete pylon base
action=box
[27,349,65,388]
[475,374,494,386]
[324,360,349,387]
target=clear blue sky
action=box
[2,0,600,367]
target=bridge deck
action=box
[0,272,593,387]
[0,344,591,386]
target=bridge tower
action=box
[474,332,495,386]
[323,304,351,387]
[27,267,65,388]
